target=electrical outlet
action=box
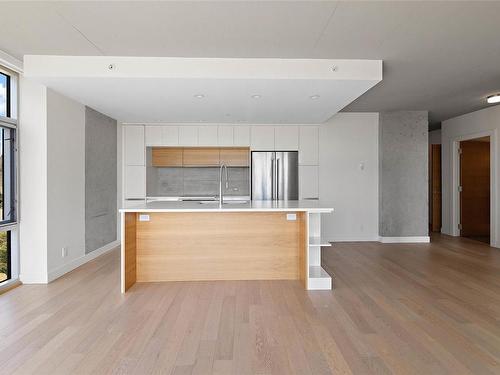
[61,247,68,258]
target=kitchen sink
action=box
[198,200,249,205]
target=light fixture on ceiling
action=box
[310,95,320,100]
[251,94,262,99]
[194,94,205,99]
[487,94,500,104]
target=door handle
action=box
[276,158,280,200]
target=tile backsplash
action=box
[147,167,250,197]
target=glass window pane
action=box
[0,127,14,223]
[0,231,10,282]
[0,73,6,117]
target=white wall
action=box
[19,78,48,283]
[19,79,120,283]
[429,129,441,144]
[117,122,123,239]
[441,105,500,248]
[319,113,379,241]
[46,89,86,278]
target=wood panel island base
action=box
[120,201,334,292]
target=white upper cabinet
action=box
[299,125,319,165]
[145,126,162,146]
[124,125,145,166]
[198,125,218,146]
[218,126,234,146]
[179,126,198,146]
[251,126,275,150]
[275,126,299,150]
[145,125,179,146]
[162,126,179,146]
[234,125,250,146]
[299,165,319,199]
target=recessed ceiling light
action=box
[194,94,205,99]
[310,95,320,100]
[487,94,500,104]
[251,94,262,99]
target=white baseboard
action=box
[379,236,430,243]
[19,273,48,284]
[328,236,380,242]
[47,240,120,283]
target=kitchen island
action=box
[120,200,334,292]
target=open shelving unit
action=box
[306,212,333,290]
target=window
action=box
[0,231,10,282]
[0,126,15,223]
[0,72,9,118]
[0,66,17,284]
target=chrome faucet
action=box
[219,163,229,208]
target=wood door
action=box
[183,147,220,166]
[429,144,442,232]
[219,147,249,167]
[460,139,490,237]
[152,147,183,167]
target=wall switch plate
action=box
[139,214,150,222]
[286,213,297,221]
[62,247,68,257]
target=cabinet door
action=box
[275,126,299,150]
[220,147,250,167]
[234,125,250,146]
[299,166,319,199]
[162,126,179,146]
[198,125,218,146]
[152,148,183,167]
[145,126,162,146]
[218,126,234,146]
[183,148,220,166]
[179,126,198,146]
[124,126,145,165]
[299,126,319,165]
[125,166,145,198]
[251,126,274,150]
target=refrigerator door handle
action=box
[276,158,280,200]
[271,154,275,200]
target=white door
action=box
[145,126,162,146]
[198,125,218,146]
[275,126,299,150]
[124,125,145,165]
[251,126,274,150]
[179,126,198,146]
[299,126,319,165]
[234,125,250,146]
[125,166,146,199]
[299,166,319,199]
[162,126,179,146]
[218,126,234,146]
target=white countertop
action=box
[120,200,334,213]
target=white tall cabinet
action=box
[299,126,319,200]
[124,126,145,200]
[275,126,299,150]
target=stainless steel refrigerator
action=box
[251,151,299,200]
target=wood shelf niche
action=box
[151,147,249,167]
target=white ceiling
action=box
[1,1,500,127]
[24,56,381,123]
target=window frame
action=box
[0,64,18,286]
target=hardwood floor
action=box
[0,234,499,374]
